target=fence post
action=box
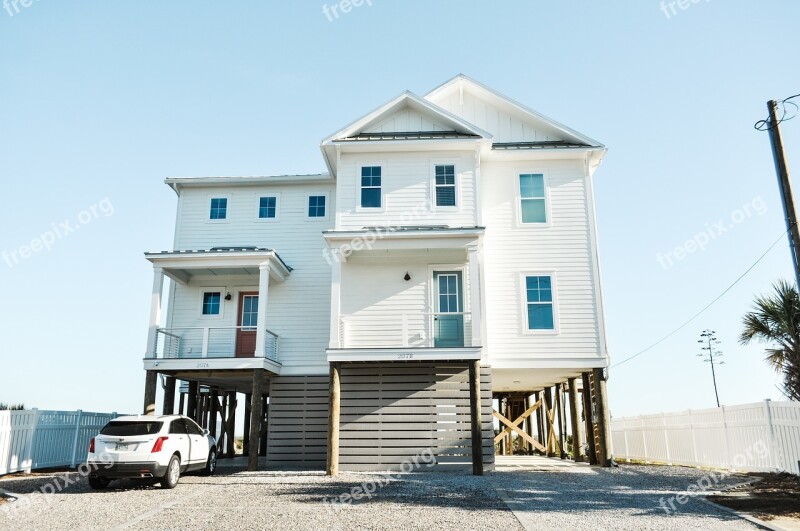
[641,417,649,463]
[24,408,40,473]
[721,405,733,471]
[70,410,83,468]
[662,413,671,465]
[622,419,630,461]
[763,399,780,471]
[688,409,699,466]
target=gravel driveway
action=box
[0,458,763,530]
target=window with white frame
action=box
[202,292,222,315]
[525,275,555,330]
[308,195,326,218]
[360,166,382,208]
[258,196,277,219]
[209,197,228,220]
[519,174,546,223]
[435,164,456,207]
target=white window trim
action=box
[356,164,385,212]
[514,170,551,228]
[198,287,226,320]
[254,193,281,223]
[519,271,559,335]
[430,161,461,211]
[233,286,259,327]
[205,194,231,224]
[306,192,331,220]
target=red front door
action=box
[235,292,259,357]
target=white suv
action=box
[87,415,217,489]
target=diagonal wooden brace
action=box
[493,406,546,453]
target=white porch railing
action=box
[338,313,473,349]
[151,327,279,362]
[611,400,800,475]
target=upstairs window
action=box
[202,292,221,315]
[519,174,546,223]
[308,195,326,218]
[258,196,277,219]
[209,198,228,220]
[360,166,382,208]
[435,165,456,207]
[525,275,555,330]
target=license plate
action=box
[115,443,131,451]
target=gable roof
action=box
[320,91,492,177]
[425,74,604,148]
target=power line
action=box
[611,229,789,369]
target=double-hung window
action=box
[209,198,228,220]
[525,275,555,330]
[360,166,382,208]
[258,196,277,219]
[435,165,456,207]
[519,174,546,223]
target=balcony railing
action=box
[151,327,279,362]
[338,313,473,349]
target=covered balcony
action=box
[324,227,485,362]
[142,247,290,374]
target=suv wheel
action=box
[202,449,217,476]
[88,476,110,490]
[160,455,181,489]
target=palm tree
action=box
[739,279,800,401]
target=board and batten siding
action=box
[335,151,478,231]
[481,160,603,362]
[168,183,335,375]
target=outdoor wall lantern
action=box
[224,292,232,301]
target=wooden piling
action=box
[326,362,341,476]
[469,360,483,476]
[143,371,158,415]
[248,371,264,471]
[581,372,598,465]
[593,368,612,467]
[567,378,584,462]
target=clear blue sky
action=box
[1,1,798,418]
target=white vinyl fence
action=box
[611,400,800,475]
[0,409,119,475]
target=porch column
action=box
[567,378,584,462]
[162,376,176,415]
[254,263,271,358]
[145,268,164,359]
[467,246,483,348]
[593,368,613,467]
[326,362,341,476]
[143,371,157,415]
[248,371,264,471]
[328,251,342,349]
[469,361,483,475]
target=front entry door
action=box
[235,292,259,357]
[433,271,464,348]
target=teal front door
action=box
[434,271,464,348]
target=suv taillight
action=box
[89,437,95,453]
[151,436,168,453]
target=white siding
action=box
[336,151,478,230]
[363,107,455,134]
[168,183,335,375]
[432,89,563,144]
[481,160,603,363]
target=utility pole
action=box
[765,99,800,290]
[698,330,724,408]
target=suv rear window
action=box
[100,421,163,436]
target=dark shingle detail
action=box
[335,131,481,142]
